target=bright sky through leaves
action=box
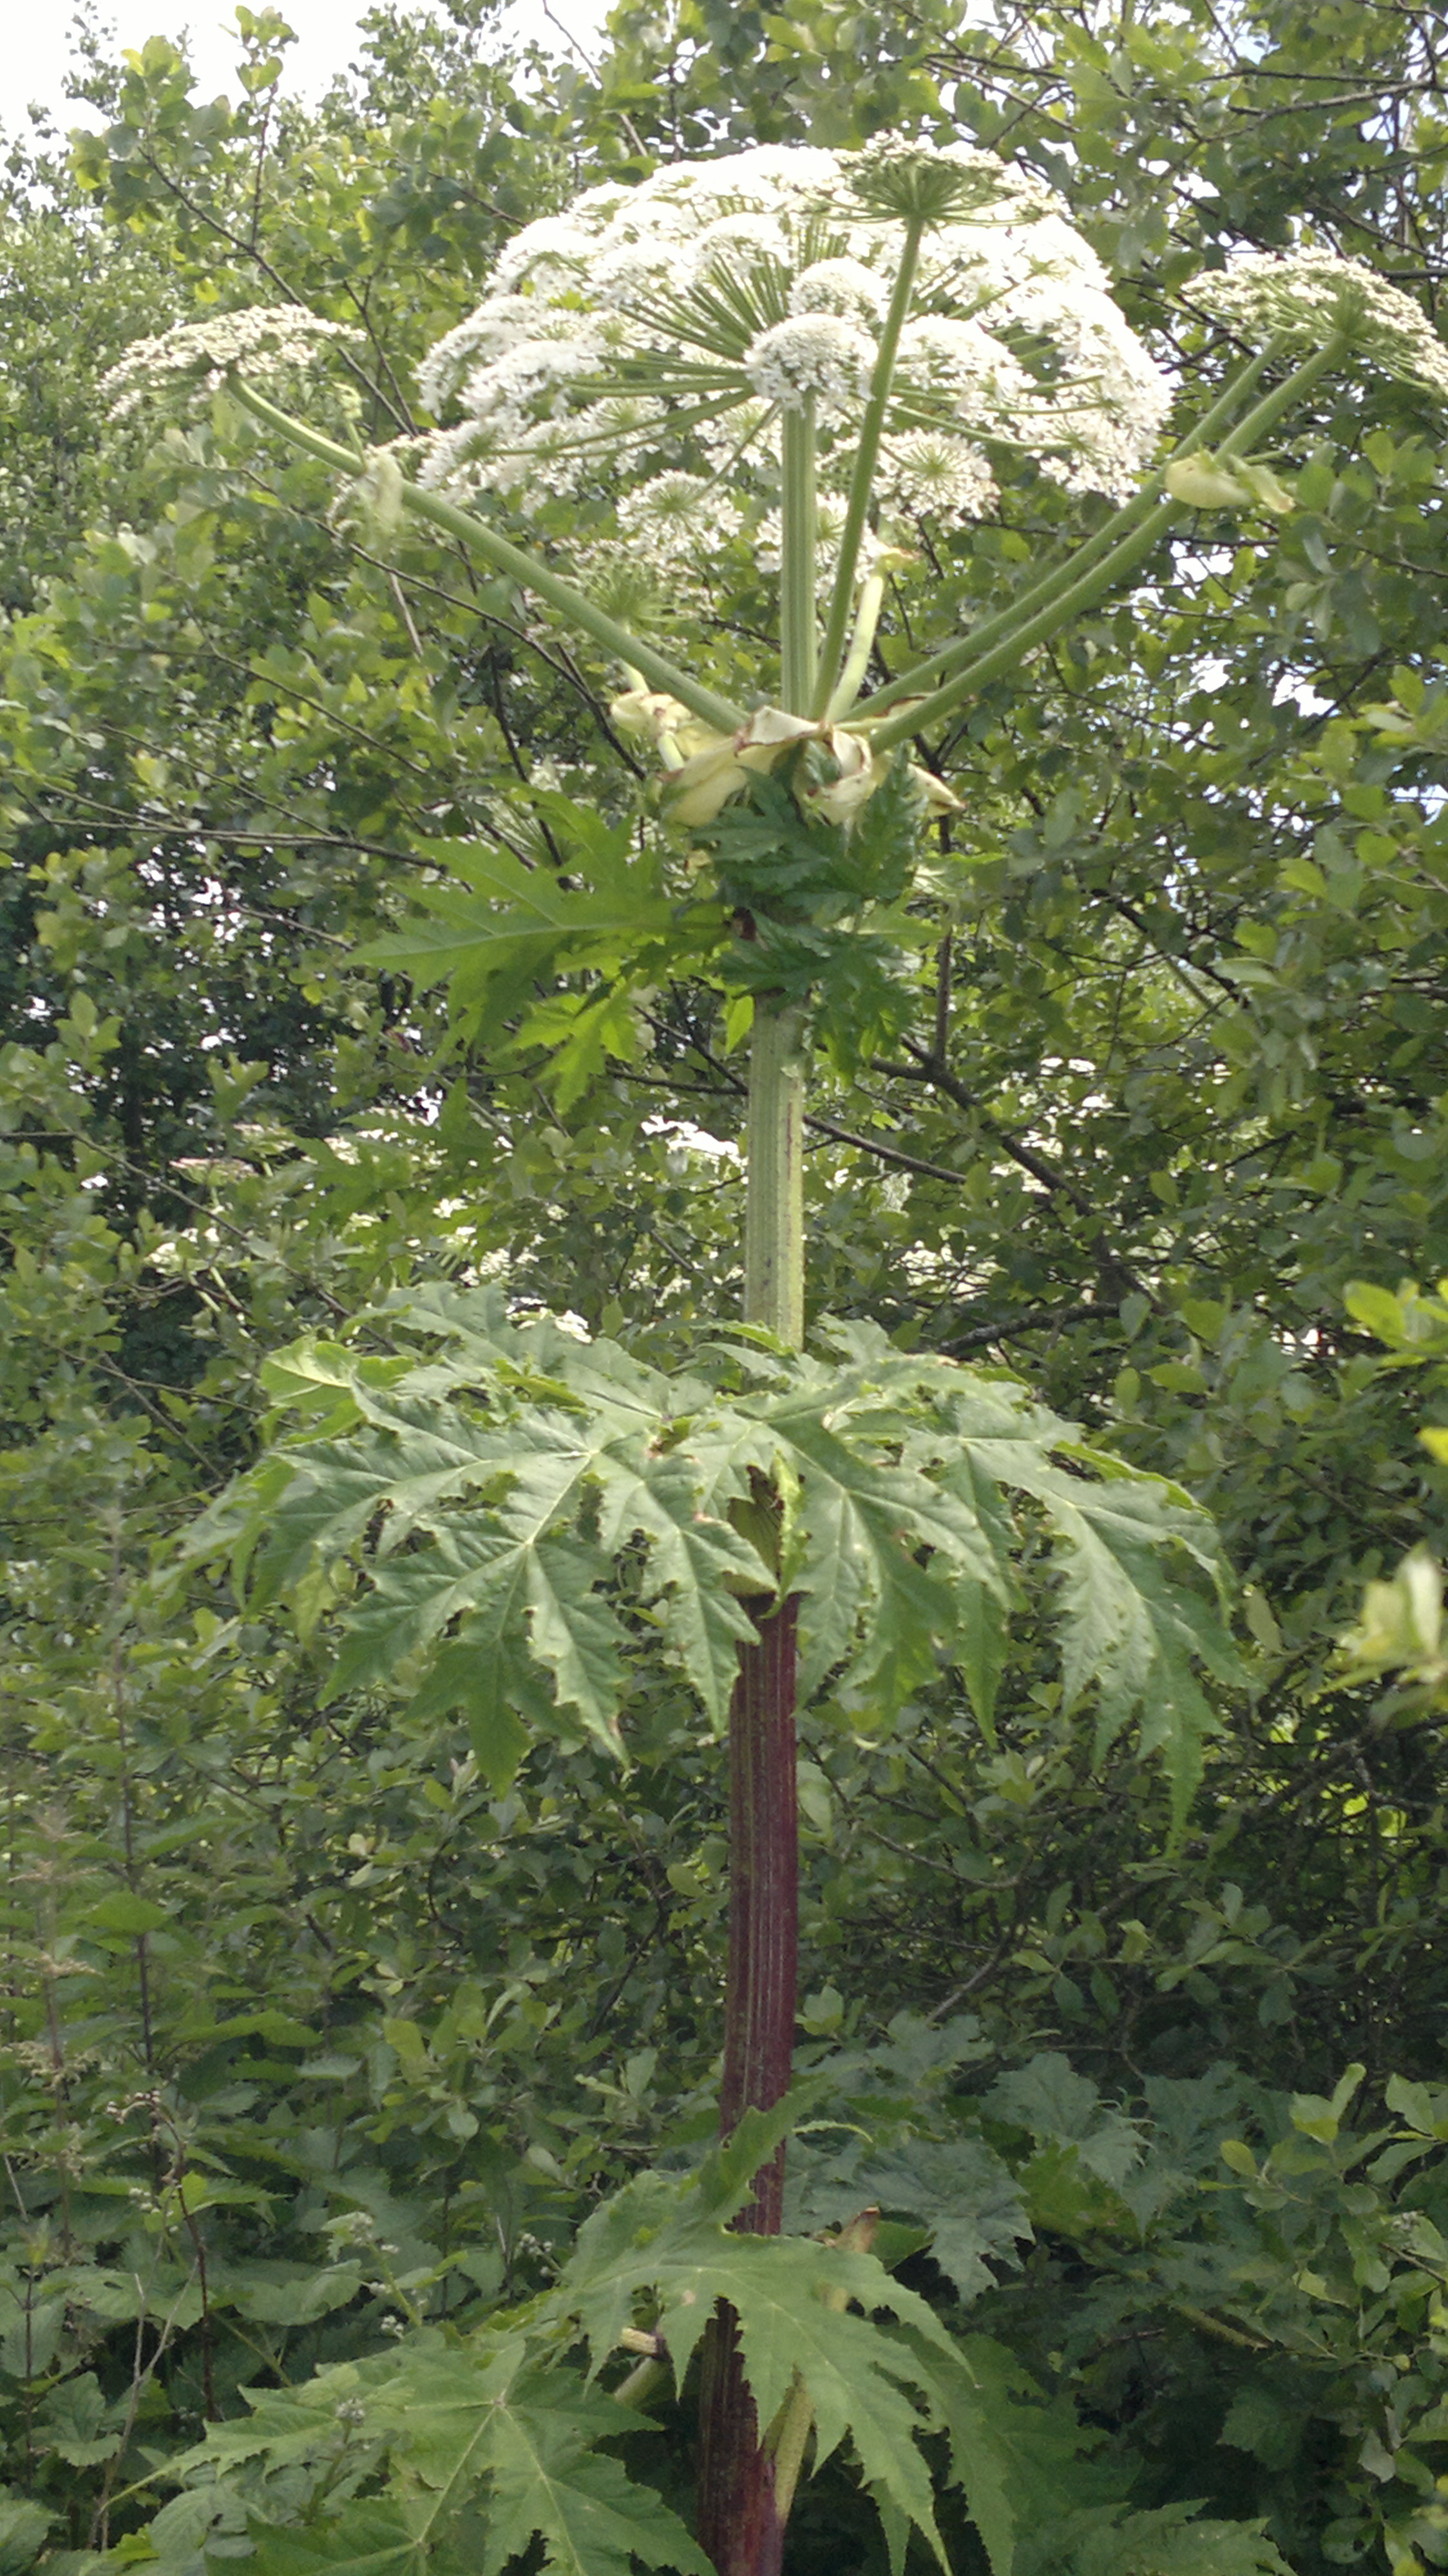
[1,0,606,132]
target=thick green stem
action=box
[748,380,812,1355]
[814,216,925,714]
[866,335,1346,752]
[226,375,744,735]
[743,1007,805,1349]
[779,400,818,719]
[698,343,816,2576]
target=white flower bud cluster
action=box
[1191,250,1448,402]
[102,305,361,419]
[744,314,879,415]
[411,136,1175,557]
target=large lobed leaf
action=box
[357,805,722,1056]
[207,1290,1238,1812]
[561,2104,955,2555]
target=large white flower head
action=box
[1190,250,1448,402]
[414,137,1173,552]
[102,305,362,419]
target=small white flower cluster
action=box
[1191,249,1448,402]
[412,136,1175,554]
[615,471,745,571]
[102,305,360,419]
[879,431,998,518]
[745,314,879,415]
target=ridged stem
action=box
[743,1007,805,1350]
[866,336,1346,750]
[779,399,818,719]
[226,375,744,734]
[718,1597,800,2211]
[813,216,924,715]
[696,1600,799,2576]
[697,368,815,2576]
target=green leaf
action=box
[917,2336,1022,2576]
[0,2496,53,2576]
[161,2340,709,2576]
[243,2510,422,2576]
[524,1537,631,1750]
[471,2370,712,2576]
[405,1638,532,1789]
[928,2333,1118,2576]
[1024,2503,1292,2576]
[87,1889,169,1934]
[603,1459,767,1726]
[32,2371,120,2468]
[847,2140,1032,2303]
[220,1311,1234,1815]
[214,2260,367,2326]
[357,835,698,1041]
[986,2056,1142,2188]
[561,2134,953,2557]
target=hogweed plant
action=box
[105,139,1448,2575]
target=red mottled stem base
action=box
[696,1596,799,2576]
[720,1595,799,2223]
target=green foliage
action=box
[359,757,936,1095]
[701,761,933,1065]
[3,0,1448,2567]
[128,2087,1332,2576]
[359,795,723,1112]
[138,2103,950,2567]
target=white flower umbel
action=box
[745,315,879,415]
[412,138,1174,542]
[102,305,361,419]
[416,298,589,412]
[1190,249,1448,401]
[880,431,998,518]
[109,135,1388,772]
[616,472,745,569]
